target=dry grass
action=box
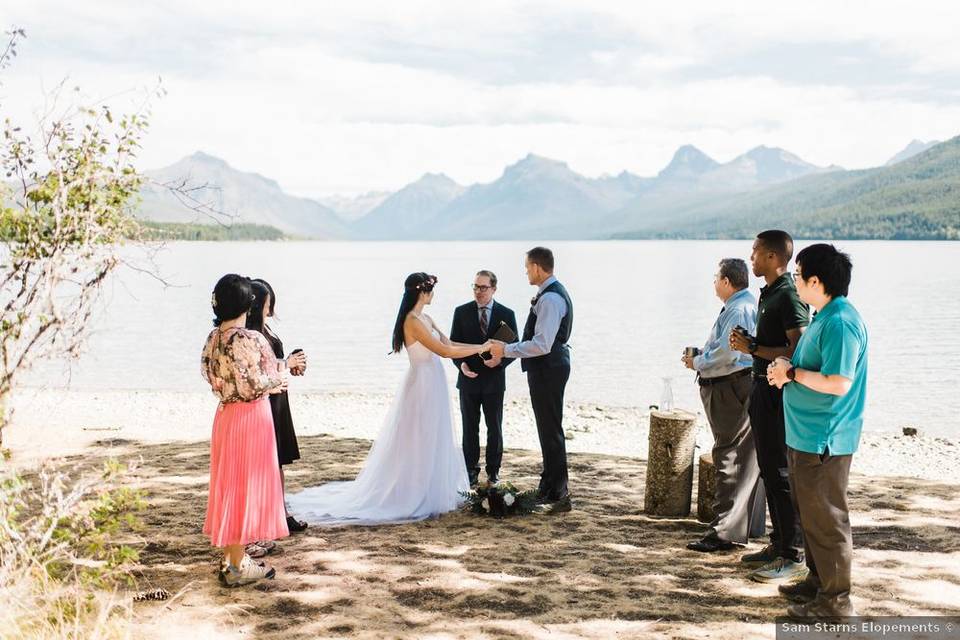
[0,462,142,640]
[36,434,960,639]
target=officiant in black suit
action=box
[450,270,518,487]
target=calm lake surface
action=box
[24,240,959,437]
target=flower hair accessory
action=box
[211,293,218,308]
[412,275,438,292]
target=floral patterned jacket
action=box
[201,327,282,403]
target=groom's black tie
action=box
[479,306,488,335]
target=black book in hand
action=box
[480,321,518,361]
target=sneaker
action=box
[749,557,809,583]
[218,555,268,579]
[741,543,778,566]
[786,593,855,619]
[221,555,276,587]
[779,577,820,603]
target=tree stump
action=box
[644,409,698,517]
[697,452,716,523]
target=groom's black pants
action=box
[460,389,504,479]
[527,364,570,500]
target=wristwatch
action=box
[748,339,758,354]
[786,366,797,382]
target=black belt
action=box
[698,368,752,387]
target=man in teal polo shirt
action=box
[767,243,867,619]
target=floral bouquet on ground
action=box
[460,481,538,518]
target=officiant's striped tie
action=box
[480,307,488,335]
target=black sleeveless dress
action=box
[263,326,301,466]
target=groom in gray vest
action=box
[489,247,573,514]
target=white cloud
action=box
[1,0,958,196]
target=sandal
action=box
[287,515,308,532]
[243,540,278,558]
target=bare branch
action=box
[0,36,153,445]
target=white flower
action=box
[481,498,489,511]
[503,493,515,507]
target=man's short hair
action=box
[796,243,852,298]
[526,247,554,273]
[476,269,498,287]
[718,258,749,290]
[756,230,795,263]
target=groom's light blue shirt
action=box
[694,288,757,379]
[503,276,567,359]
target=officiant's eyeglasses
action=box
[472,284,494,292]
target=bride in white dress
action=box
[287,273,491,526]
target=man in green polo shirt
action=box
[767,243,868,619]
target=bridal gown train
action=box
[287,332,470,525]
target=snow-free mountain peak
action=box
[657,145,719,180]
[885,139,941,166]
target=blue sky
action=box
[2,0,959,196]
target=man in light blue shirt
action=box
[490,247,573,513]
[684,259,765,552]
[767,243,867,619]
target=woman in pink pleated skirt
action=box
[201,274,290,587]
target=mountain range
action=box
[135,138,959,240]
[139,152,347,238]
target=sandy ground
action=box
[4,389,960,639]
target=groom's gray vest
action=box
[521,280,573,373]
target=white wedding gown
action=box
[287,330,469,526]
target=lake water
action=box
[22,240,959,437]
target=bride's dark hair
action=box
[391,272,437,353]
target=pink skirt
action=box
[203,398,289,547]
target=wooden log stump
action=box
[697,452,716,523]
[644,409,698,517]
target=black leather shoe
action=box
[686,536,736,552]
[534,494,572,514]
[468,475,479,488]
[487,473,500,485]
[286,516,308,533]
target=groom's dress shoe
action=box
[686,535,736,553]
[534,494,572,514]
[487,473,500,485]
[468,474,479,489]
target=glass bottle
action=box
[660,377,674,412]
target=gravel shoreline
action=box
[7,388,956,483]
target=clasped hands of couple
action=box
[269,350,309,394]
[459,340,509,379]
[679,329,793,389]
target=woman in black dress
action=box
[247,279,309,532]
